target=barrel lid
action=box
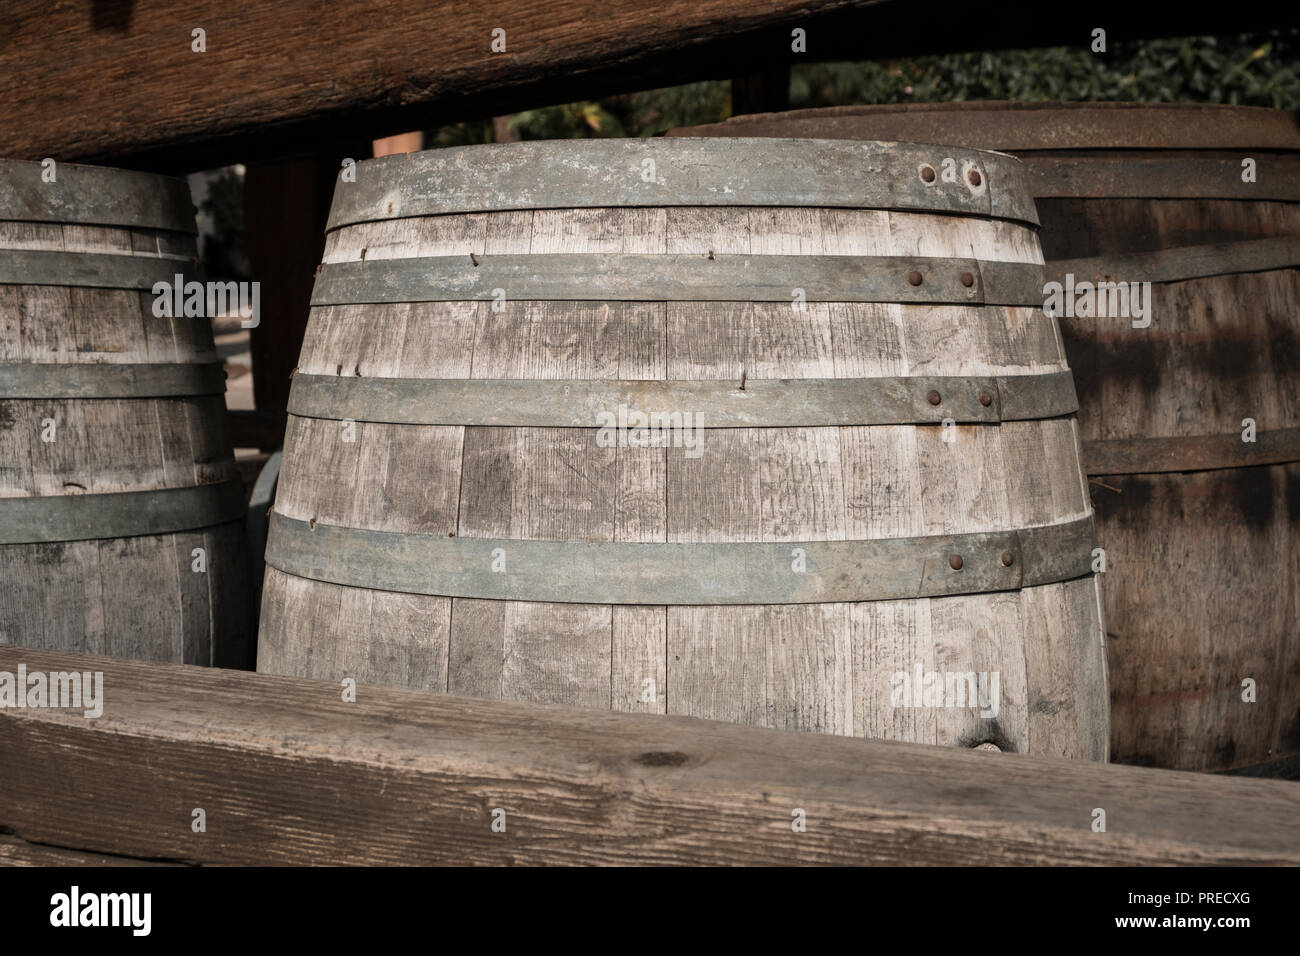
[0,159,196,234]
[669,102,1300,152]
[325,137,1040,230]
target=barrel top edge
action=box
[0,159,197,234]
[342,134,1030,168]
[325,136,1039,230]
[322,204,1043,236]
[668,102,1300,151]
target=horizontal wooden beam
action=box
[2,647,1298,865]
[0,833,170,867]
[3,3,1296,171]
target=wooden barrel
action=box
[258,138,1108,759]
[673,103,1300,775]
[0,160,251,666]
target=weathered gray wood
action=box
[327,140,1037,227]
[261,139,1107,759]
[675,102,1300,773]
[0,362,226,399]
[0,160,196,233]
[674,106,1300,199]
[0,482,245,545]
[285,370,1078,427]
[2,648,1297,866]
[309,253,1045,305]
[0,167,251,666]
[266,512,1095,604]
[0,249,197,290]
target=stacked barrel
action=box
[0,160,251,666]
[672,103,1300,774]
[257,138,1109,760]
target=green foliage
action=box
[428,118,496,149]
[427,29,1298,148]
[429,81,731,145]
[790,30,1300,109]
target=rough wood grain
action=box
[260,142,1105,759]
[6,6,1298,169]
[0,833,177,867]
[4,648,1298,866]
[672,103,1300,774]
[0,175,251,666]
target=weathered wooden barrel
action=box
[0,160,251,666]
[674,103,1300,775]
[259,138,1108,759]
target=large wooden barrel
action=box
[674,103,1300,775]
[0,160,251,666]
[258,138,1108,759]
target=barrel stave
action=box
[0,161,250,665]
[263,157,1106,759]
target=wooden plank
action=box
[4,4,1297,169]
[0,214,249,666]
[0,833,176,867]
[1,647,1298,866]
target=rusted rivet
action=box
[967,169,982,187]
[960,271,975,288]
[926,390,942,406]
[919,165,936,183]
[1001,551,1015,567]
[907,270,923,286]
[948,554,964,571]
[978,391,993,407]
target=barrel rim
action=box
[324,137,1041,231]
[0,159,197,235]
[668,101,1300,151]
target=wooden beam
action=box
[4,2,1297,171]
[0,833,173,867]
[1,648,1297,866]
